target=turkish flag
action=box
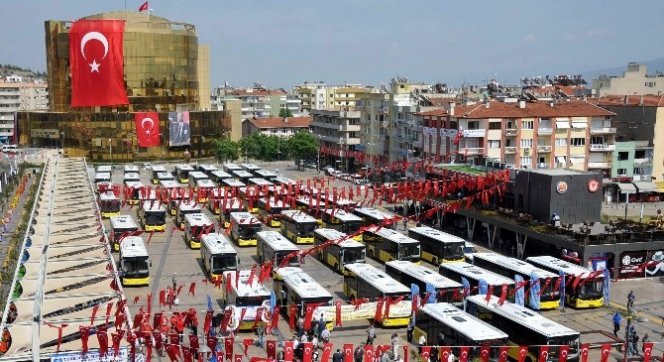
[441,347,451,362]
[266,340,276,359]
[335,301,342,327]
[421,346,431,361]
[480,346,491,362]
[138,1,149,12]
[539,346,549,362]
[322,343,333,362]
[225,337,234,357]
[243,339,253,355]
[135,112,160,147]
[235,354,243,362]
[69,20,128,107]
[498,346,508,362]
[600,344,611,362]
[79,326,90,355]
[642,342,654,362]
[518,346,528,362]
[303,342,313,362]
[283,341,295,361]
[364,345,374,362]
[559,346,570,362]
[344,344,354,362]
[580,344,589,362]
[459,347,470,362]
[289,304,298,330]
[215,351,225,362]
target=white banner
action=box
[51,347,128,362]
[313,300,411,323]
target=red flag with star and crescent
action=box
[134,112,160,147]
[69,20,129,107]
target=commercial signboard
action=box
[51,347,128,362]
[31,129,60,139]
[618,251,664,278]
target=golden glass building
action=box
[18,11,225,161]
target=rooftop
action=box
[523,168,597,176]
[593,94,664,107]
[452,99,614,119]
[246,116,312,129]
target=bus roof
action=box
[386,260,462,289]
[151,165,167,172]
[249,178,274,186]
[409,227,466,244]
[257,231,299,252]
[124,181,144,189]
[240,163,261,171]
[230,212,261,225]
[219,197,242,209]
[198,164,218,171]
[365,226,419,244]
[222,179,246,187]
[110,215,138,229]
[353,207,397,221]
[467,295,579,338]
[94,172,111,180]
[525,256,598,278]
[280,210,317,223]
[232,170,254,178]
[138,189,157,200]
[344,263,411,294]
[142,202,167,212]
[272,176,297,186]
[96,166,112,173]
[254,169,277,177]
[223,270,271,297]
[274,267,304,279]
[175,164,195,171]
[281,270,333,299]
[197,179,216,188]
[202,233,237,254]
[157,172,174,179]
[314,229,364,248]
[420,303,509,342]
[324,195,355,206]
[123,165,139,172]
[119,237,148,258]
[473,253,558,279]
[184,213,213,226]
[178,201,201,212]
[99,191,118,201]
[323,209,362,222]
[439,262,517,286]
[211,170,232,179]
[258,198,288,208]
[123,172,140,180]
[159,180,184,189]
[189,171,209,180]
[223,163,242,171]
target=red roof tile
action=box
[450,99,614,119]
[415,108,448,116]
[594,94,664,107]
[246,116,312,129]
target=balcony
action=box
[504,147,517,154]
[340,124,361,132]
[413,140,423,148]
[505,129,518,136]
[587,162,612,169]
[590,127,617,135]
[634,158,653,166]
[313,134,361,145]
[537,146,552,153]
[311,121,344,130]
[462,129,486,138]
[537,128,553,135]
[589,144,615,152]
[459,147,484,156]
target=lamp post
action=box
[109,138,112,168]
[197,344,212,362]
[60,131,65,154]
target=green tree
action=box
[278,108,294,118]
[287,131,318,170]
[239,133,263,161]
[212,138,239,163]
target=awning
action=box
[572,121,587,128]
[633,181,658,193]
[556,121,570,129]
[656,182,664,192]
[618,183,637,194]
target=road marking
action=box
[609,301,661,325]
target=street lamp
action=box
[60,131,65,154]
[197,344,212,362]
[109,138,112,167]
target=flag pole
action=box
[124,0,127,20]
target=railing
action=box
[462,129,486,137]
[537,128,553,135]
[634,158,653,166]
[505,129,518,136]
[460,147,484,155]
[504,147,517,154]
[587,162,612,168]
[589,144,615,151]
[537,146,552,152]
[590,127,617,134]
[339,124,361,132]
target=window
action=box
[645,82,656,87]
[521,120,534,129]
[537,139,549,146]
[571,138,585,146]
[590,136,603,145]
[617,168,627,176]
[467,121,480,129]
[488,140,501,148]
[440,137,445,147]
[617,152,629,161]
[555,138,567,147]
[489,122,501,130]
[520,157,532,166]
[634,168,644,175]
[555,156,567,165]
[520,139,533,148]
[634,150,646,159]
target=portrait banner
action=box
[169,111,191,146]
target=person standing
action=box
[366,324,376,345]
[627,291,635,309]
[406,317,414,343]
[333,349,344,362]
[642,333,650,355]
[354,345,364,362]
[612,311,621,336]
[418,334,426,355]
[320,327,331,344]
[296,316,304,337]
[317,313,327,339]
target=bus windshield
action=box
[102,201,120,213]
[276,251,300,267]
[211,255,237,273]
[237,296,267,307]
[146,212,165,225]
[239,224,261,237]
[343,221,363,234]
[297,222,317,235]
[122,257,149,275]
[549,336,580,355]
[343,248,365,264]
[399,244,421,260]
[445,242,465,259]
[577,279,603,299]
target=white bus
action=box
[230,212,262,247]
[408,226,466,265]
[184,213,214,249]
[526,256,604,309]
[188,171,210,189]
[223,163,243,174]
[96,165,113,175]
[201,233,239,279]
[159,180,186,215]
[196,179,216,203]
[472,253,561,310]
[240,163,262,174]
[352,207,398,230]
[438,262,516,300]
[314,229,366,275]
[343,263,411,327]
[197,164,218,177]
[254,169,278,182]
[414,303,508,358]
[110,215,138,252]
[124,181,144,205]
[248,178,274,188]
[150,165,167,184]
[215,198,244,228]
[272,176,297,188]
[156,172,175,184]
[467,295,580,362]
[222,269,272,331]
[175,164,195,183]
[385,260,463,304]
[256,231,300,269]
[139,202,167,232]
[362,226,421,264]
[123,165,139,175]
[99,191,121,218]
[119,236,151,286]
[274,268,333,323]
[123,172,141,183]
[280,210,318,244]
[320,209,363,241]
[175,200,202,228]
[257,198,289,227]
[94,172,111,186]
[232,170,254,184]
[221,178,246,189]
[210,170,233,184]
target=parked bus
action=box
[439,262,516,300]
[272,176,297,189]
[256,231,300,268]
[408,226,466,265]
[415,303,508,358]
[361,226,421,264]
[156,172,175,184]
[94,172,111,187]
[222,178,246,190]
[175,164,195,183]
[248,178,274,189]
[188,171,210,189]
[210,170,232,184]
[201,233,239,279]
[96,165,113,176]
[216,198,244,228]
[110,215,139,252]
[230,212,262,246]
[123,181,145,205]
[295,196,320,212]
[123,165,139,175]
[118,236,151,286]
[196,179,216,203]
[232,170,254,184]
[240,163,262,174]
[123,172,140,183]
[222,269,272,331]
[184,213,214,249]
[197,164,218,177]
[139,202,167,232]
[343,263,411,327]
[238,187,266,213]
[314,229,366,275]
[320,209,363,240]
[257,198,288,227]
[159,180,184,215]
[223,163,242,174]
[99,191,121,218]
[472,253,561,310]
[280,210,318,244]
[254,169,278,182]
[175,201,202,228]
[137,187,158,208]
[526,256,604,309]
[352,207,398,229]
[467,295,581,362]
[385,260,463,304]
[151,165,167,184]
[274,268,333,322]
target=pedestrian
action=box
[190,310,199,337]
[320,327,330,344]
[172,272,178,292]
[438,330,446,346]
[418,334,426,354]
[317,313,327,338]
[354,345,364,362]
[366,324,376,345]
[448,351,455,362]
[311,335,319,350]
[176,313,185,343]
[391,333,399,358]
[296,316,304,337]
[300,333,308,344]
[406,317,414,343]
[312,322,320,339]
[627,291,635,309]
[402,218,408,231]
[612,311,621,336]
[333,348,344,362]
[430,346,440,362]
[256,325,266,348]
[380,350,390,362]
[642,333,650,354]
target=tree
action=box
[278,108,294,118]
[213,138,239,164]
[287,131,318,170]
[238,133,262,161]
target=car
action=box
[463,242,479,262]
[325,167,336,176]
[142,163,153,170]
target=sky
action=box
[2,0,664,90]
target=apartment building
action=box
[0,78,49,144]
[211,86,301,118]
[387,77,433,162]
[418,98,616,176]
[354,91,390,167]
[309,108,361,172]
[241,116,312,139]
[292,82,376,113]
[592,63,664,96]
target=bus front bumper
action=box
[295,236,314,245]
[122,276,150,286]
[574,296,603,309]
[145,224,166,232]
[236,238,257,247]
[380,316,410,327]
[101,211,121,219]
[189,239,201,249]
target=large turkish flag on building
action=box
[134,112,160,147]
[69,20,129,107]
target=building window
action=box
[634,168,643,175]
[520,157,532,166]
[488,122,501,130]
[467,121,480,129]
[590,136,603,145]
[555,138,567,147]
[634,150,646,159]
[520,139,533,148]
[617,152,629,161]
[488,140,501,148]
[521,120,534,129]
[645,82,656,87]
[617,168,627,176]
[570,138,585,146]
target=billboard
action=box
[618,250,664,278]
[51,346,127,362]
[168,111,190,147]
